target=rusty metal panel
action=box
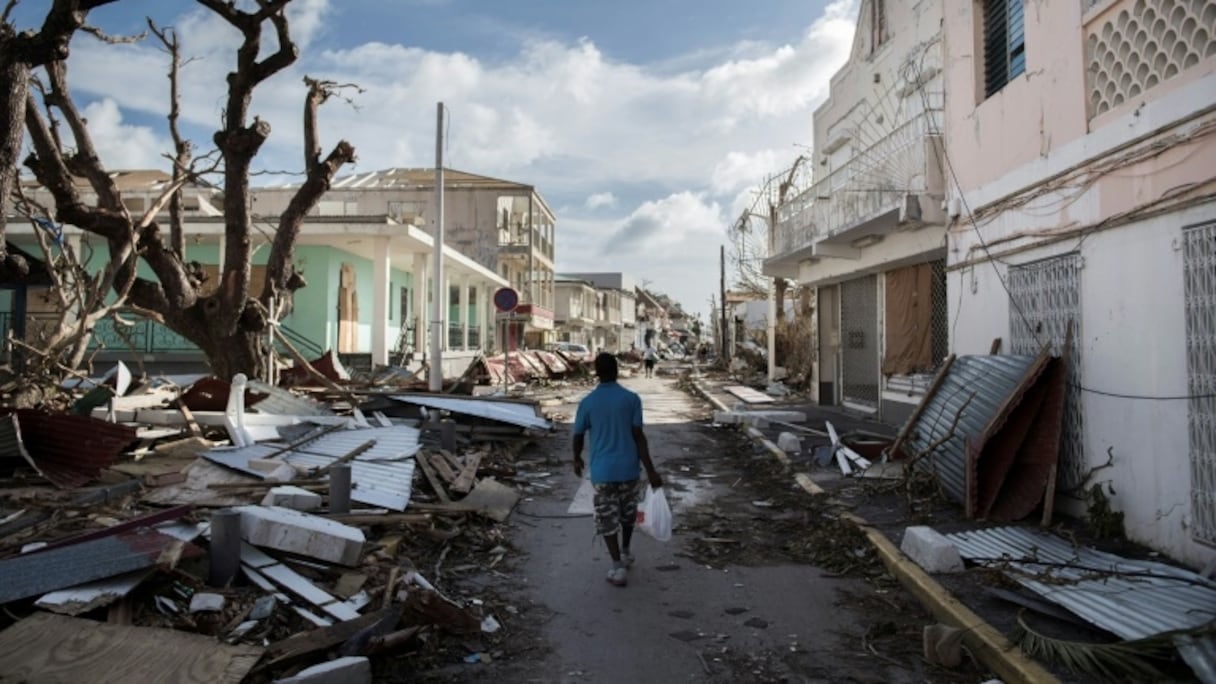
[904,354,1040,504]
[4,410,138,489]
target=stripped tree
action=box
[1,0,356,400]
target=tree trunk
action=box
[0,49,30,255]
[168,299,268,381]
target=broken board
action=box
[0,612,261,683]
[724,385,775,404]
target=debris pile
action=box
[0,363,559,681]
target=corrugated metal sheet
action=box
[204,426,419,510]
[2,410,138,489]
[246,380,334,416]
[0,529,202,603]
[1176,633,1216,684]
[902,355,1040,504]
[947,526,1216,640]
[389,395,552,431]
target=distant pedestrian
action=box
[572,353,663,587]
[642,343,657,378]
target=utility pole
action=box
[429,102,445,392]
[720,244,729,364]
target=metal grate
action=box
[1008,252,1085,490]
[1185,221,1216,544]
[931,259,949,368]
[841,274,879,407]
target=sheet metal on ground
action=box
[0,529,201,604]
[204,426,420,510]
[901,355,1042,506]
[1,410,138,488]
[388,394,552,431]
[947,526,1216,640]
[0,612,261,684]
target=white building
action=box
[765,0,948,424]
[942,0,1216,567]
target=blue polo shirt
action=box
[573,381,644,483]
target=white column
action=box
[460,275,471,350]
[413,253,428,361]
[442,274,451,351]
[482,284,493,352]
[371,237,390,367]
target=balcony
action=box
[766,109,943,278]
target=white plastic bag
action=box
[636,486,672,542]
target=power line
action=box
[911,47,1216,403]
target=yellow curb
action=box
[745,426,792,469]
[842,512,1061,684]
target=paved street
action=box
[461,372,932,683]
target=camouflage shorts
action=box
[592,480,641,536]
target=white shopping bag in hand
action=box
[636,486,672,541]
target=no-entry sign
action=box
[493,287,519,312]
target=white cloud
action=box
[585,192,617,210]
[80,99,171,171]
[51,1,858,320]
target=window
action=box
[982,0,1025,97]
[869,0,887,55]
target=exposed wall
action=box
[950,204,1214,566]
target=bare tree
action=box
[3,0,356,396]
[727,155,810,317]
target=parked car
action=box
[551,342,592,362]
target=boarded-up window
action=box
[338,263,358,353]
[882,262,934,376]
[199,265,267,298]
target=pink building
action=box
[944,0,1216,566]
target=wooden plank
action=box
[449,451,482,495]
[258,606,400,672]
[427,452,459,484]
[0,612,261,684]
[413,452,451,503]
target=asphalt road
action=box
[452,371,930,684]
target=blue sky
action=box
[11,0,857,321]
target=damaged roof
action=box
[204,426,420,510]
[947,526,1216,640]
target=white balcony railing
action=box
[772,108,942,258]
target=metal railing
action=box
[0,311,325,360]
[772,108,942,257]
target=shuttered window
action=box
[983,0,1026,97]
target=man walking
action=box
[572,353,663,587]
[642,343,657,378]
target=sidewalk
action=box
[687,369,1059,684]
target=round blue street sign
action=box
[493,287,519,312]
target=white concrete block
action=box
[274,656,371,684]
[261,485,322,511]
[776,432,802,454]
[900,526,964,574]
[250,458,288,473]
[189,592,225,613]
[236,506,365,566]
[264,463,298,482]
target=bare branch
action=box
[79,24,146,44]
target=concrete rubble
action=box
[0,361,579,681]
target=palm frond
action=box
[1012,612,1178,681]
